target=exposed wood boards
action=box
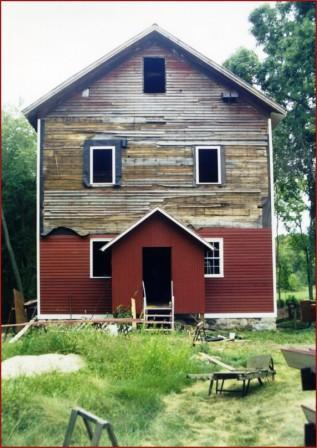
[40,44,271,235]
[47,45,270,128]
[23,24,285,129]
[43,190,264,234]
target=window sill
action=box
[90,276,112,279]
[204,274,224,278]
[196,182,222,185]
[90,183,115,187]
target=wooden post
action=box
[13,289,27,327]
[131,298,137,329]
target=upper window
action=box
[204,238,224,278]
[90,239,112,278]
[196,146,221,184]
[143,57,166,93]
[90,146,115,185]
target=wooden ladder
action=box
[142,281,175,331]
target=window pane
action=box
[144,57,166,93]
[92,241,111,277]
[93,149,113,183]
[204,241,222,276]
[198,148,219,183]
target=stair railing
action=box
[171,280,175,330]
[142,281,147,313]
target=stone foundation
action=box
[205,317,276,331]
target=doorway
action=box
[143,247,171,304]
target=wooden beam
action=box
[197,352,235,371]
[9,318,36,344]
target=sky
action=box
[2,0,269,109]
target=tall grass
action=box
[2,326,315,446]
[2,327,203,446]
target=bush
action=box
[113,305,132,318]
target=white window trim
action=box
[90,238,112,279]
[90,146,115,186]
[195,146,221,185]
[204,237,224,278]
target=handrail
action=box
[142,281,147,310]
[171,280,175,330]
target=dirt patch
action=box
[2,354,85,379]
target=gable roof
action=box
[100,207,213,251]
[23,24,285,128]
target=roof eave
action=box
[100,207,213,251]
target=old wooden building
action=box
[23,24,285,327]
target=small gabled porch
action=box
[101,208,212,320]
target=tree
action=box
[2,109,37,321]
[224,2,316,300]
[223,47,260,85]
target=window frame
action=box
[89,146,116,186]
[143,56,166,94]
[204,237,224,278]
[195,146,222,185]
[90,238,112,279]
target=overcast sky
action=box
[2,0,268,109]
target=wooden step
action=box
[145,314,172,318]
[145,306,172,310]
[144,320,173,325]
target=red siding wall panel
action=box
[198,228,274,313]
[40,227,274,316]
[40,235,112,315]
[112,214,205,314]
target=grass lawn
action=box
[280,288,315,301]
[2,326,315,447]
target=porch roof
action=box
[100,207,213,251]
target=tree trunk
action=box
[276,213,282,302]
[2,209,24,298]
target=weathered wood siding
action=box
[43,44,270,234]
[40,235,112,315]
[199,228,274,313]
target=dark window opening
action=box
[92,148,113,184]
[92,241,112,277]
[144,57,166,93]
[198,148,219,183]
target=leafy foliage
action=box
[223,47,261,85]
[2,109,37,320]
[224,2,315,299]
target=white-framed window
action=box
[90,146,115,186]
[90,238,112,278]
[204,238,224,278]
[195,146,221,184]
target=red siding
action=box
[40,235,112,315]
[112,214,205,314]
[198,228,274,313]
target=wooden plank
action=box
[131,298,137,329]
[13,289,27,327]
[197,352,235,371]
[9,318,36,344]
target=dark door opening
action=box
[143,247,171,304]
